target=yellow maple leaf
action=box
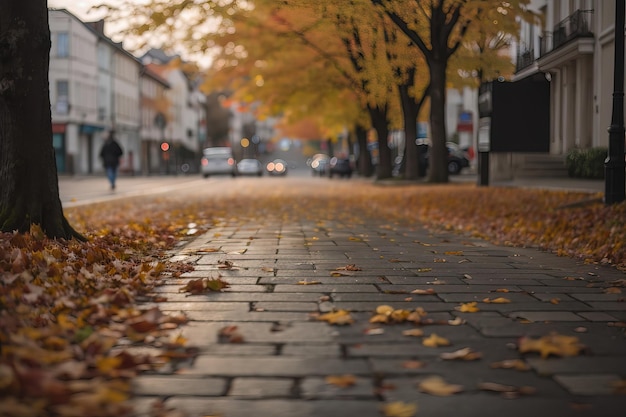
[482,297,511,304]
[380,401,418,417]
[455,302,480,312]
[325,374,357,388]
[518,333,585,358]
[369,314,390,324]
[96,356,122,373]
[376,305,395,315]
[317,310,354,325]
[422,333,451,347]
[418,376,463,396]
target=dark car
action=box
[307,153,329,176]
[328,157,353,178]
[420,142,470,175]
[444,142,470,175]
[266,159,288,176]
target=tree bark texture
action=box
[0,1,82,239]
[427,58,449,183]
[368,105,392,180]
[355,124,373,177]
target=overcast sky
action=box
[47,0,112,20]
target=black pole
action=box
[606,0,626,204]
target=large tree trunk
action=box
[427,58,449,183]
[368,105,392,180]
[355,124,374,177]
[0,1,83,239]
[398,74,424,180]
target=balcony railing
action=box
[516,49,535,72]
[539,9,594,57]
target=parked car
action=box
[444,142,470,175]
[419,142,470,175]
[266,159,288,176]
[328,157,353,178]
[307,153,329,176]
[237,158,264,176]
[201,147,237,178]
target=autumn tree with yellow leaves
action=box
[373,0,533,182]
[106,0,531,181]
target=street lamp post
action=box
[606,0,626,204]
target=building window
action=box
[56,80,69,114]
[57,32,69,57]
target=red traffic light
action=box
[160,142,170,152]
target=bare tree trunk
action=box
[355,124,373,177]
[0,1,83,239]
[368,105,392,180]
[428,59,449,183]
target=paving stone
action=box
[584,302,626,311]
[163,398,383,417]
[554,374,623,395]
[229,377,294,397]
[185,356,370,377]
[149,301,250,311]
[508,311,583,322]
[526,356,626,375]
[273,284,380,293]
[253,302,320,312]
[300,376,375,399]
[281,344,343,357]
[184,310,310,322]
[576,312,621,321]
[132,376,226,396]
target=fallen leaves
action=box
[369,305,427,324]
[417,376,463,396]
[518,333,586,358]
[490,359,531,371]
[179,277,230,294]
[325,374,357,388]
[478,382,537,398]
[218,326,245,343]
[0,222,192,416]
[422,334,451,347]
[316,310,354,325]
[439,347,482,361]
[381,401,418,417]
[455,302,480,312]
[482,297,511,304]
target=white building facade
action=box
[515,0,616,155]
[49,9,100,175]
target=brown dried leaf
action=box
[490,359,531,371]
[410,288,436,295]
[439,347,482,361]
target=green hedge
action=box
[565,147,607,179]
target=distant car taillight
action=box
[228,158,235,165]
[201,158,208,166]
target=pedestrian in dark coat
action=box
[99,131,123,190]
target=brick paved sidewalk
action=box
[130,214,626,417]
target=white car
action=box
[201,147,237,177]
[237,159,263,176]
